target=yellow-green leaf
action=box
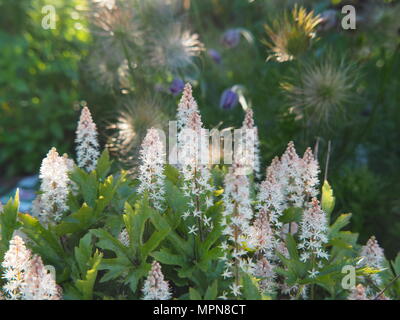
[321,180,335,218]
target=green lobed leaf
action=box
[69,168,98,207]
[329,213,352,238]
[151,248,187,267]
[123,201,150,259]
[75,249,103,300]
[189,287,203,300]
[241,273,261,300]
[279,207,303,224]
[74,233,94,276]
[18,213,66,269]
[204,280,218,300]
[56,203,95,236]
[96,149,112,181]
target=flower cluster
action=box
[2,236,61,300]
[253,257,277,294]
[236,108,261,178]
[38,147,70,223]
[177,83,214,236]
[249,141,323,297]
[76,106,100,172]
[279,141,308,209]
[265,141,320,211]
[298,198,329,276]
[360,236,385,287]
[142,261,171,300]
[137,128,166,211]
[23,255,62,300]
[176,83,199,131]
[247,210,275,258]
[301,147,320,200]
[256,157,285,235]
[220,161,254,298]
[2,236,32,299]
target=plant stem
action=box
[374,273,400,300]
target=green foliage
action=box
[381,254,400,298]
[65,233,103,300]
[0,190,20,259]
[151,169,224,297]
[90,198,172,295]
[13,153,134,295]
[0,144,398,300]
[241,273,262,300]
[0,0,89,176]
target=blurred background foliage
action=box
[0,0,399,257]
[0,0,89,176]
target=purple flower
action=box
[221,29,241,48]
[169,78,185,95]
[207,49,222,64]
[220,89,239,110]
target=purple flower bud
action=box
[221,29,241,48]
[207,49,222,64]
[169,78,185,95]
[220,89,239,110]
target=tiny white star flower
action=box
[229,283,242,297]
[193,210,201,218]
[222,269,233,279]
[205,196,213,208]
[181,211,191,220]
[308,269,319,279]
[220,242,229,251]
[203,216,212,227]
[188,225,198,235]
